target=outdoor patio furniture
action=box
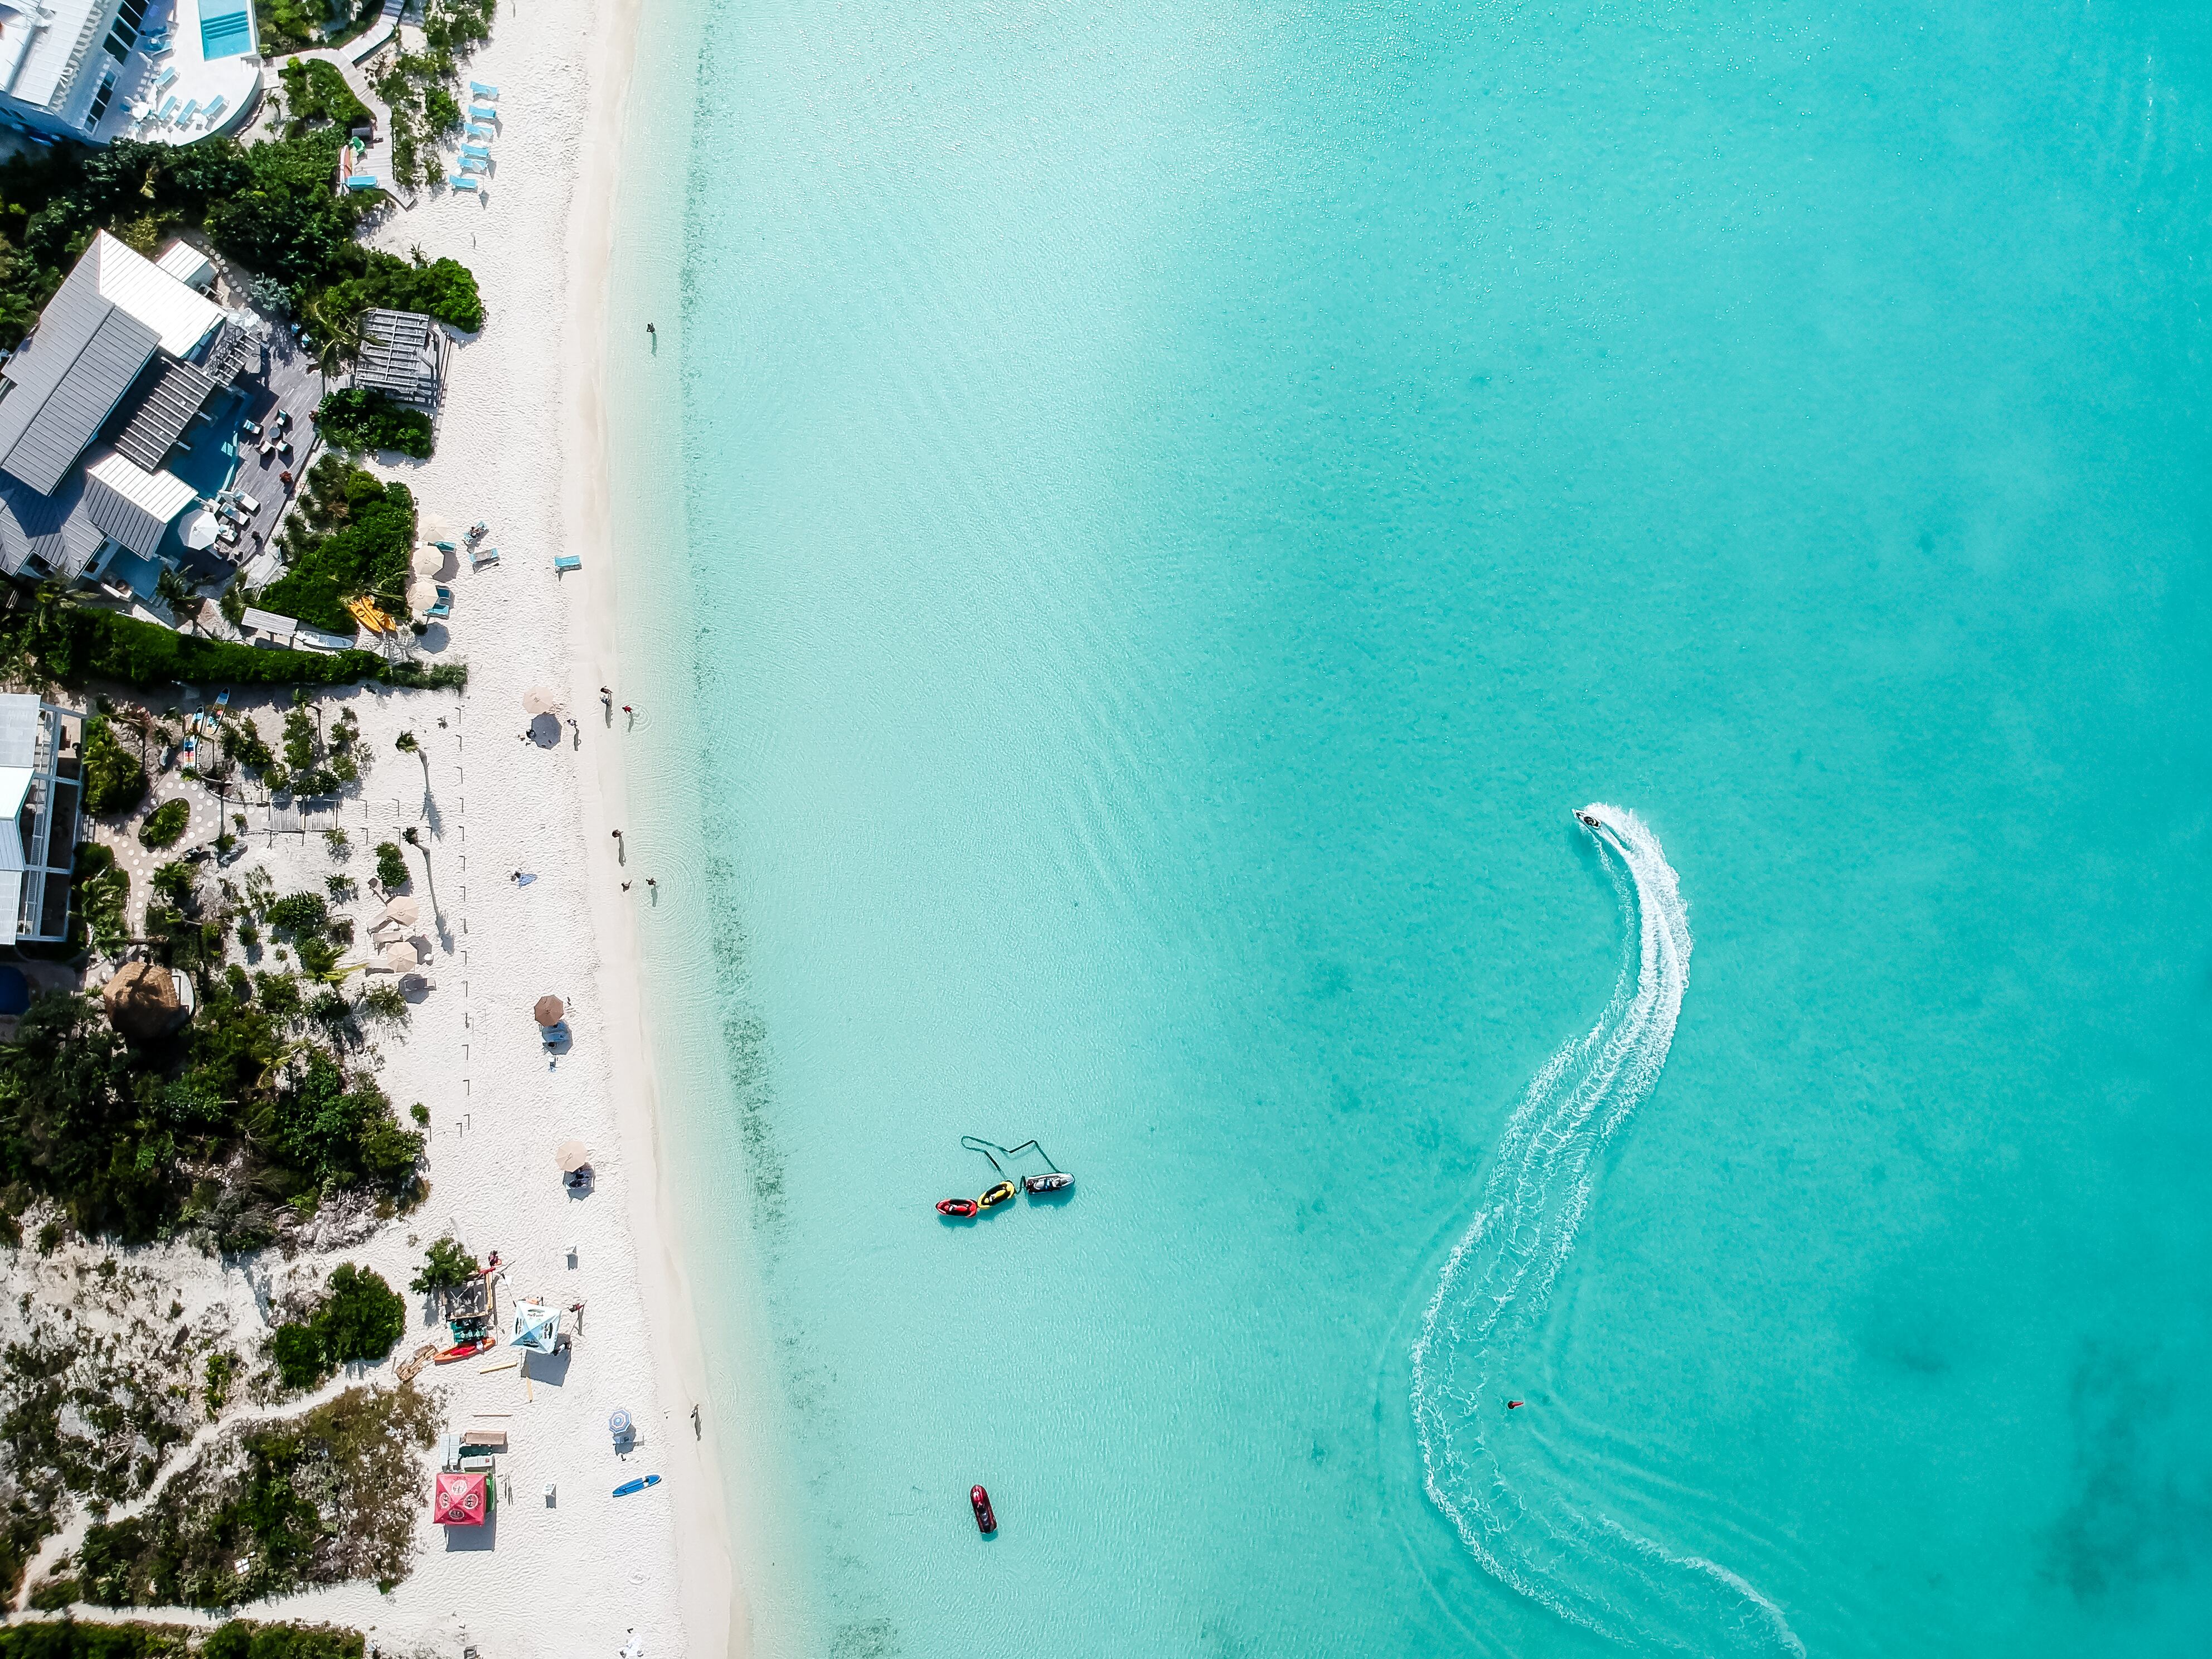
[450,176,479,191]
[429,585,453,618]
[237,493,262,513]
[461,143,492,160]
[345,175,379,191]
[468,105,497,122]
[153,67,177,91]
[467,122,494,140]
[470,81,498,98]
[202,95,226,124]
[158,96,180,122]
[460,156,488,174]
[554,554,580,573]
[469,545,500,570]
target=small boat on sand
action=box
[1022,1172,1073,1194]
[434,1337,497,1365]
[395,1342,439,1382]
[613,1474,661,1497]
[977,1180,1018,1210]
[970,1485,997,1534]
[936,1197,979,1217]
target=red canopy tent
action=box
[434,1471,488,1526]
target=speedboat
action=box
[977,1180,1018,1210]
[936,1197,979,1217]
[970,1485,997,1534]
[1022,1172,1073,1194]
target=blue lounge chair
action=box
[554,554,580,573]
[431,539,458,552]
[469,81,498,98]
[466,122,495,140]
[468,105,497,123]
[157,96,181,123]
[449,175,479,191]
[345,174,378,191]
[469,544,500,570]
[460,143,491,160]
[202,94,226,124]
[177,100,198,125]
[153,66,177,91]
[428,585,453,618]
[460,155,488,174]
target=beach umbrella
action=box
[533,993,565,1027]
[608,1409,633,1437]
[521,686,562,716]
[379,895,420,927]
[406,575,439,615]
[511,1298,560,1355]
[556,1138,590,1173]
[411,546,444,576]
[528,712,561,746]
[381,942,418,973]
[182,512,220,550]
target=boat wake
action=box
[1409,804,1802,1656]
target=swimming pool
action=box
[197,0,254,60]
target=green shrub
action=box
[80,716,147,816]
[324,251,484,333]
[265,892,328,937]
[258,460,414,634]
[72,843,129,956]
[314,389,434,459]
[137,799,188,849]
[408,1236,477,1297]
[373,842,409,889]
[317,1264,405,1365]
[278,60,371,134]
[13,604,384,691]
[270,1323,324,1390]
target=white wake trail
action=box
[1409,804,1802,1656]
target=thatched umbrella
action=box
[102,962,186,1043]
[378,895,421,928]
[521,687,562,716]
[381,942,418,973]
[555,1139,590,1173]
[533,994,565,1027]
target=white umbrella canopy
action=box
[182,512,220,550]
[555,1139,590,1173]
[379,895,420,927]
[411,546,445,576]
[381,942,418,973]
[406,575,439,615]
[521,687,562,716]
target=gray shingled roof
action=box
[0,469,105,580]
[0,302,161,496]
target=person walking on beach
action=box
[691,1405,700,1438]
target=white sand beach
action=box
[0,0,739,1652]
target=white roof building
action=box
[0,692,84,947]
[0,0,262,145]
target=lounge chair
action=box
[469,544,500,570]
[468,105,497,123]
[553,554,580,573]
[345,174,378,191]
[470,81,498,98]
[177,100,198,125]
[428,585,453,618]
[431,538,457,552]
[460,156,488,174]
[467,123,495,141]
[202,95,226,124]
[158,96,180,123]
[153,67,177,91]
[449,176,480,191]
[460,143,492,160]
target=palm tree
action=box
[302,294,363,381]
[401,824,442,926]
[154,566,200,626]
[395,729,428,792]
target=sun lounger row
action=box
[470,81,499,99]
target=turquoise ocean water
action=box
[604,2,2212,1653]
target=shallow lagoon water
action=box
[607,1,2212,1652]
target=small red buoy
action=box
[1507,1400,1524,1409]
[970,1484,997,1534]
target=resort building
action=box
[0,691,85,948]
[0,230,261,590]
[0,0,261,144]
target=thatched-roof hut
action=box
[101,961,192,1043]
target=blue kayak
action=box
[612,1474,661,1497]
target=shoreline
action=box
[562,0,744,1649]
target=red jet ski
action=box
[936,1197,979,1217]
[970,1485,997,1534]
